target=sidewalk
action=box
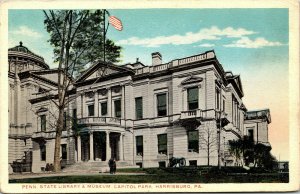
[9,171,147,180]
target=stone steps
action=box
[62,161,138,173]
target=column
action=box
[106,131,111,161]
[107,88,112,117]
[89,131,94,161]
[94,91,99,117]
[119,134,123,161]
[77,93,82,119]
[77,135,81,162]
[82,93,86,117]
[121,85,124,118]
[182,88,187,111]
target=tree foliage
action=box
[229,136,277,169]
[228,139,243,163]
[44,10,121,78]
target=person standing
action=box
[112,158,117,174]
[108,158,114,174]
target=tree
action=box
[199,122,218,166]
[228,139,243,165]
[253,143,276,169]
[43,10,121,172]
[229,136,277,169]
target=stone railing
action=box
[180,109,203,119]
[78,117,122,126]
[32,131,56,139]
[135,51,215,75]
[32,130,71,139]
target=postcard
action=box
[0,0,299,193]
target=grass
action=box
[9,167,289,183]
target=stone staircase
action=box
[62,161,138,173]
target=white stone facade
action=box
[8,42,271,173]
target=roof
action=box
[9,41,44,60]
[245,109,271,124]
[225,72,244,98]
[8,41,49,69]
[75,60,135,85]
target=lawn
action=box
[9,167,289,183]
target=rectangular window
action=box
[72,109,77,130]
[136,136,143,156]
[216,88,221,110]
[188,131,199,153]
[157,134,167,155]
[232,96,236,125]
[237,108,240,129]
[157,93,167,116]
[114,99,121,118]
[101,102,107,116]
[40,115,46,132]
[135,97,143,119]
[223,99,225,112]
[63,112,67,130]
[40,144,46,161]
[188,87,199,110]
[61,144,67,160]
[248,129,254,142]
[88,104,94,116]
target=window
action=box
[114,99,121,118]
[88,104,94,116]
[40,144,46,161]
[157,93,167,116]
[188,87,199,110]
[61,144,67,160]
[101,102,107,116]
[63,112,67,130]
[232,96,238,125]
[158,161,166,168]
[248,129,254,142]
[216,88,221,110]
[157,134,167,155]
[72,109,77,130]
[136,136,143,156]
[40,115,46,132]
[189,160,197,166]
[223,99,225,112]
[188,131,199,153]
[135,97,143,119]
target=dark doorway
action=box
[81,133,90,161]
[93,132,106,161]
[110,133,120,160]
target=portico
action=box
[76,130,124,162]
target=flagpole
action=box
[103,9,106,62]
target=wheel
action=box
[179,158,186,167]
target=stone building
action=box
[8,42,272,173]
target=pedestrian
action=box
[112,158,117,174]
[108,158,114,174]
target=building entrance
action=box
[81,133,90,161]
[93,132,106,161]
[110,133,120,161]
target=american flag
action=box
[109,16,123,31]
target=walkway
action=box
[9,171,147,180]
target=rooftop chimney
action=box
[152,52,162,66]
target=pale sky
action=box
[8,9,289,160]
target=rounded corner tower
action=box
[8,41,49,73]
